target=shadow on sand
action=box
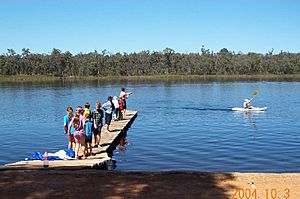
[0,170,237,199]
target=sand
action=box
[1,170,299,199]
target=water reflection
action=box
[114,131,132,163]
[243,111,253,122]
[1,80,300,172]
[100,131,131,170]
[116,137,127,155]
[243,112,257,129]
[233,111,258,128]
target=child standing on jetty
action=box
[84,102,91,117]
[85,114,93,156]
[64,107,74,150]
[69,106,86,159]
[92,102,104,147]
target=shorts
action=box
[74,130,84,138]
[68,133,74,140]
[123,99,127,109]
[93,125,102,135]
[85,137,92,144]
[105,113,112,125]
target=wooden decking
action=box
[1,110,138,170]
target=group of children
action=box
[63,88,132,159]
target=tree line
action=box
[0,47,299,76]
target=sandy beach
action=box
[1,170,299,199]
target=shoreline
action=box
[1,74,300,82]
[1,170,299,198]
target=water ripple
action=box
[1,81,300,172]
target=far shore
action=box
[1,74,300,82]
[1,170,299,199]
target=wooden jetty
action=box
[1,110,138,170]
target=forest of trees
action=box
[0,47,299,77]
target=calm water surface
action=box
[0,80,299,172]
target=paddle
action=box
[249,90,259,102]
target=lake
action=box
[0,79,299,172]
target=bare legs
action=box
[74,135,86,159]
[122,109,126,119]
[93,127,101,147]
[93,132,97,146]
[68,134,75,151]
[74,136,80,159]
[80,136,86,159]
[104,124,110,132]
[85,142,92,156]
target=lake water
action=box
[0,80,299,172]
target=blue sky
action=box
[0,0,299,54]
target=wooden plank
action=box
[1,110,137,170]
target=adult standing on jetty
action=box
[92,101,103,147]
[64,107,74,150]
[102,96,114,132]
[119,88,132,119]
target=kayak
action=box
[232,107,267,112]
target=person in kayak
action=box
[243,99,253,109]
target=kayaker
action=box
[243,99,253,109]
